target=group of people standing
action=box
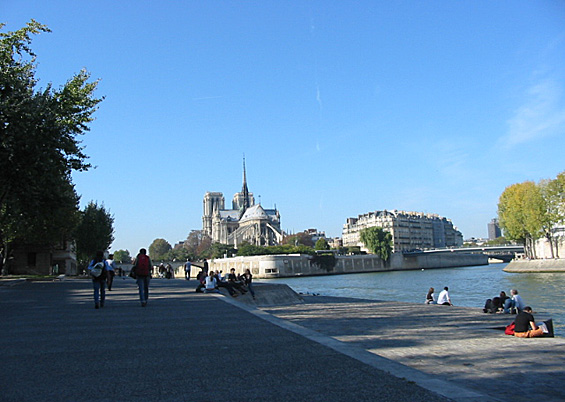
[87,248,152,308]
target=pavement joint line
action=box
[212,293,493,402]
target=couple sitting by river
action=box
[483,289,524,314]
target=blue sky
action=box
[3,1,565,254]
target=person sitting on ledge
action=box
[513,306,544,338]
[504,289,525,314]
[204,271,219,293]
[437,286,453,306]
[425,287,435,304]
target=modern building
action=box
[342,210,463,252]
[488,218,502,240]
[202,159,283,247]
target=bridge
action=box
[403,246,524,263]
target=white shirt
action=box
[437,289,450,305]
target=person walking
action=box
[132,248,153,307]
[184,259,191,280]
[87,251,111,309]
[105,253,117,291]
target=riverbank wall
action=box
[204,252,488,279]
[504,258,565,273]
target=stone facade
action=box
[202,160,283,247]
[342,210,463,252]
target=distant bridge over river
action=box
[403,246,524,263]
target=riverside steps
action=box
[0,278,563,402]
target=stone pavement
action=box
[262,295,565,402]
[2,278,563,402]
[0,278,450,402]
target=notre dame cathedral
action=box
[202,159,283,247]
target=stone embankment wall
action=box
[206,252,488,279]
[504,259,565,273]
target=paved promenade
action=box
[0,278,448,402]
[1,277,563,401]
[262,296,565,402]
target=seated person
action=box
[212,270,238,297]
[227,268,247,295]
[425,287,435,304]
[494,291,508,312]
[204,271,219,293]
[504,289,525,314]
[437,287,452,306]
[513,306,544,338]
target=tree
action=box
[541,172,565,258]
[0,21,103,273]
[74,201,114,267]
[149,238,172,261]
[282,232,314,247]
[498,181,541,258]
[113,249,131,264]
[314,238,330,250]
[359,227,393,261]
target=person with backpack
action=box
[87,251,111,309]
[132,248,153,307]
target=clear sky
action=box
[3,1,565,254]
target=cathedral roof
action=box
[219,210,240,221]
[239,204,269,222]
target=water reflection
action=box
[261,263,564,336]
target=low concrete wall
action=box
[205,252,488,279]
[504,259,565,273]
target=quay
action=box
[1,278,563,402]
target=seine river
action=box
[261,263,564,336]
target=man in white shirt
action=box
[437,286,453,306]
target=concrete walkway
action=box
[0,278,449,402]
[1,278,563,401]
[262,295,565,402]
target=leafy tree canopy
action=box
[149,238,172,261]
[113,249,131,264]
[0,21,103,273]
[314,237,330,250]
[359,226,393,261]
[74,201,114,267]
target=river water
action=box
[260,263,565,336]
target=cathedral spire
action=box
[241,155,250,210]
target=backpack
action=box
[90,262,106,278]
[504,322,515,335]
[135,254,150,276]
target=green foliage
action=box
[359,227,393,261]
[209,243,236,259]
[74,201,114,267]
[113,249,131,264]
[282,232,314,247]
[315,238,330,250]
[498,172,565,258]
[311,252,337,272]
[149,238,172,261]
[0,21,103,273]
